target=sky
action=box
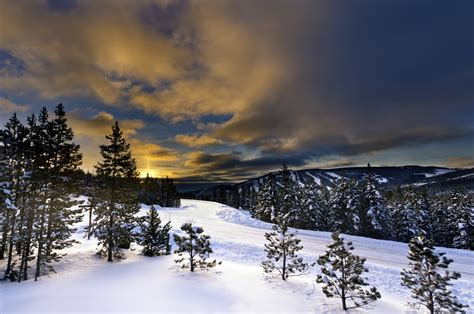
[0,0,473,182]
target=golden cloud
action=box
[0,98,30,114]
[175,134,222,147]
[68,110,178,175]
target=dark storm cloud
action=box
[214,0,474,163]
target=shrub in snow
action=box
[137,205,171,257]
[173,221,220,272]
[401,235,467,314]
[262,216,309,281]
[316,232,381,310]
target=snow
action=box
[305,172,321,185]
[2,199,474,313]
[326,172,341,179]
[418,168,456,178]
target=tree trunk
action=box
[35,205,47,281]
[107,212,113,262]
[0,210,10,259]
[5,209,17,279]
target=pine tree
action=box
[316,232,381,310]
[401,235,467,313]
[447,190,473,250]
[315,185,332,231]
[261,217,309,280]
[299,182,320,230]
[277,163,302,227]
[34,104,82,280]
[254,175,277,223]
[173,221,219,271]
[94,121,140,262]
[358,168,391,239]
[137,205,171,256]
[329,178,360,234]
[390,187,423,242]
[16,113,42,281]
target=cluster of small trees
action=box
[249,164,473,250]
[139,175,180,207]
[262,215,467,312]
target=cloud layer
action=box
[0,0,473,180]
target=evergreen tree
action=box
[94,121,140,262]
[316,185,332,231]
[34,104,82,280]
[401,235,467,313]
[254,175,277,223]
[277,163,302,227]
[173,221,219,271]
[447,190,473,250]
[316,232,381,310]
[137,205,171,256]
[139,174,161,205]
[329,178,360,234]
[160,176,180,207]
[261,217,309,280]
[390,187,424,242]
[358,167,391,239]
[299,182,320,230]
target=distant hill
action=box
[188,166,474,198]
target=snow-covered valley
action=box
[1,199,473,313]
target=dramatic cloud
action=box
[175,134,222,147]
[0,0,472,180]
[0,98,29,114]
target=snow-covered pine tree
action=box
[94,121,140,262]
[261,216,309,280]
[401,235,467,313]
[137,205,171,256]
[329,178,360,234]
[34,104,82,280]
[173,221,219,272]
[277,163,302,227]
[1,113,30,281]
[16,112,43,281]
[254,175,277,223]
[316,185,332,231]
[447,190,473,250]
[316,232,381,310]
[299,181,320,230]
[358,166,391,239]
[390,187,423,242]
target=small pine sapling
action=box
[401,235,467,314]
[138,205,171,257]
[262,217,309,280]
[173,221,220,272]
[316,232,381,310]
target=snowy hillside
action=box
[1,199,473,313]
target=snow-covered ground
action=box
[1,199,473,313]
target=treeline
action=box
[219,164,473,250]
[0,105,180,281]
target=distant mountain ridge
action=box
[189,166,474,197]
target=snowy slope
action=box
[1,199,473,313]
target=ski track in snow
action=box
[1,199,473,313]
